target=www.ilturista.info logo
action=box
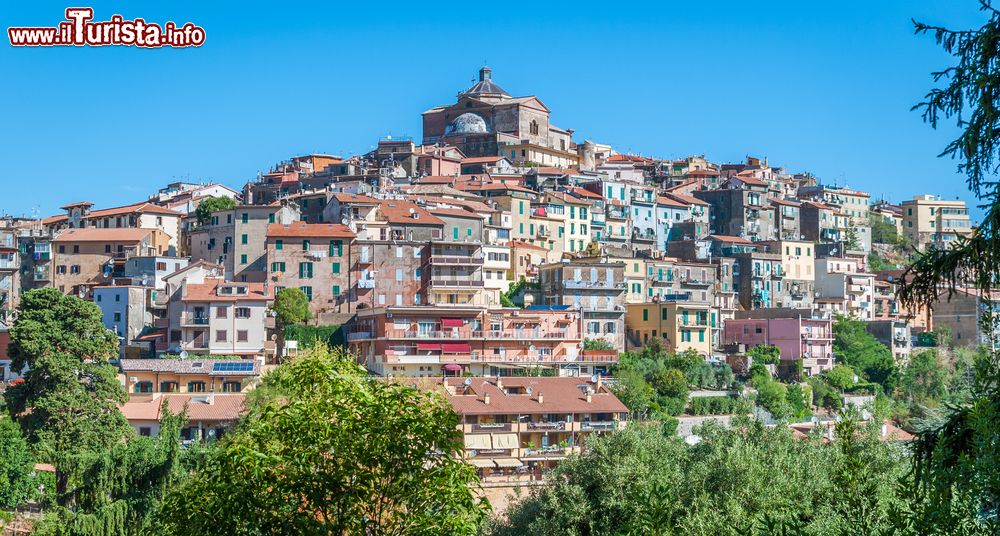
[8,8,205,48]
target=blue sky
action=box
[0,1,989,219]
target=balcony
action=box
[471,423,512,433]
[580,421,618,431]
[564,280,625,290]
[429,279,485,289]
[680,277,711,288]
[0,259,17,271]
[772,270,785,280]
[679,316,710,327]
[32,266,50,281]
[429,255,484,266]
[347,331,373,341]
[357,279,375,289]
[180,313,210,326]
[179,340,209,351]
[525,421,567,431]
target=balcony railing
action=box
[357,279,375,289]
[429,255,484,265]
[563,280,625,290]
[472,423,512,432]
[180,340,209,350]
[429,279,484,288]
[581,421,617,431]
[180,313,210,326]
[526,421,566,430]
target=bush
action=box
[284,324,345,349]
[686,396,739,416]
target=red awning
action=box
[416,343,441,351]
[442,343,472,353]
[441,318,464,328]
[442,364,463,372]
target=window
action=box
[135,381,153,393]
[396,268,403,282]
[661,308,667,320]
[70,265,80,274]
[241,234,248,244]
[271,261,286,272]
[332,285,341,296]
[642,308,649,321]
[268,213,275,223]
[237,330,248,342]
[299,262,313,279]
[241,213,248,224]
[216,306,228,318]
[188,381,206,393]
[223,381,242,393]
[105,244,112,253]
[330,240,342,256]
[240,254,247,265]
[58,245,65,254]
[235,307,250,318]
[215,330,227,342]
[160,381,178,393]
[275,239,283,250]
[73,245,80,254]
[332,262,341,274]
[300,286,312,301]
[302,239,311,251]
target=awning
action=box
[464,435,492,449]
[493,458,523,468]
[416,343,441,351]
[442,363,462,372]
[442,343,472,353]
[441,318,464,328]
[491,433,519,449]
[556,318,573,325]
[470,459,495,468]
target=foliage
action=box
[272,287,310,326]
[582,338,614,351]
[609,369,654,415]
[0,417,34,508]
[500,277,529,308]
[649,368,689,416]
[844,226,861,251]
[156,345,489,535]
[807,376,843,411]
[833,315,899,393]
[283,323,345,349]
[194,196,235,226]
[747,344,781,365]
[870,214,903,246]
[686,396,746,416]
[489,418,908,535]
[869,250,896,272]
[824,364,858,391]
[900,350,949,405]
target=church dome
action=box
[445,113,489,135]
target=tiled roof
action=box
[461,156,504,164]
[86,202,183,218]
[120,358,261,376]
[53,227,152,243]
[508,240,547,251]
[120,393,246,423]
[431,377,628,416]
[567,187,602,200]
[768,197,801,207]
[656,196,688,208]
[266,222,355,239]
[332,193,378,204]
[378,201,444,226]
[709,234,753,244]
[662,192,709,206]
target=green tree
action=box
[609,369,654,415]
[0,417,34,508]
[3,289,130,507]
[900,350,949,405]
[194,196,236,226]
[272,287,311,326]
[833,315,898,392]
[747,344,781,365]
[650,368,689,416]
[824,364,858,391]
[583,338,614,351]
[156,345,489,535]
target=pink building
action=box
[723,317,834,376]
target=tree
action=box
[0,417,34,508]
[649,368,688,416]
[583,338,614,351]
[870,214,901,245]
[900,350,949,405]
[3,289,130,507]
[824,364,858,391]
[156,345,489,535]
[609,369,653,415]
[747,344,781,365]
[272,287,311,326]
[844,226,861,251]
[194,196,235,226]
[833,315,898,392]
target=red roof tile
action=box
[266,222,355,239]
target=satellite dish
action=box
[464,377,472,386]
[591,374,599,383]
[526,386,533,394]
[179,351,189,359]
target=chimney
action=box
[595,376,603,391]
[483,393,490,405]
[496,377,503,390]
[537,392,543,405]
[586,393,592,403]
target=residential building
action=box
[188,204,300,282]
[798,185,871,226]
[814,257,875,321]
[119,358,261,395]
[723,316,835,376]
[538,261,626,350]
[45,201,183,253]
[424,376,628,483]
[900,194,974,250]
[264,222,356,317]
[166,277,274,358]
[931,288,1000,350]
[94,286,151,358]
[624,299,714,355]
[52,228,170,298]
[120,393,245,440]
[865,320,911,362]
[758,240,815,310]
[694,179,775,242]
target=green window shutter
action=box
[303,239,310,251]
[241,234,248,245]
[330,240,342,256]
[240,254,247,265]
[332,285,341,296]
[275,240,283,250]
[453,227,459,239]
[332,262,340,274]
[241,213,248,224]
[698,331,705,343]
[661,308,667,320]
[642,309,648,321]
[268,213,275,223]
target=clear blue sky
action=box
[0,1,989,220]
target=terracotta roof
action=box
[801,201,832,210]
[41,214,69,225]
[120,393,246,423]
[332,193,378,204]
[567,187,602,200]
[684,169,719,176]
[425,206,485,220]
[86,202,182,219]
[432,377,628,416]
[662,192,709,206]
[730,176,768,187]
[656,196,688,208]
[415,176,458,185]
[709,234,753,244]
[182,279,272,302]
[266,222,355,239]
[508,240,547,251]
[461,156,504,164]
[768,197,801,207]
[606,154,654,164]
[120,358,261,376]
[60,201,94,210]
[378,201,444,226]
[456,182,536,195]
[53,227,152,243]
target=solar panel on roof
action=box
[213,361,254,373]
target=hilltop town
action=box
[0,67,980,513]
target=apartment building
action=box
[723,316,835,376]
[15,224,54,296]
[45,201,183,253]
[865,320,911,362]
[931,288,1000,350]
[0,227,18,325]
[348,305,615,377]
[188,204,300,283]
[814,257,875,321]
[94,286,152,358]
[798,185,870,226]
[121,393,246,440]
[52,228,170,298]
[624,299,715,355]
[117,256,189,290]
[900,194,974,250]
[119,358,260,395]
[264,222,356,317]
[799,201,844,244]
[537,261,626,350]
[759,239,815,310]
[732,251,790,310]
[694,178,775,242]
[427,376,628,483]
[769,197,802,241]
[166,277,274,358]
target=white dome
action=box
[445,113,488,135]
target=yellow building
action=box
[760,240,815,281]
[900,194,974,250]
[624,301,713,356]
